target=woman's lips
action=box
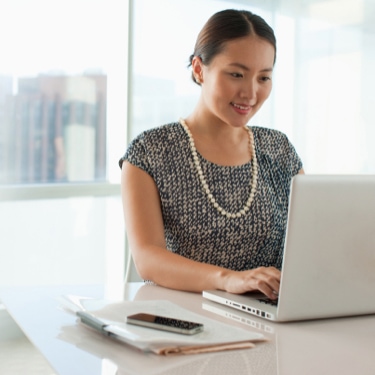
[231,102,252,114]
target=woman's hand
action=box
[221,267,281,299]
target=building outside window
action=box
[0,0,127,186]
[0,74,107,184]
[0,0,128,290]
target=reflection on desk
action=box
[0,283,374,375]
[202,298,375,375]
[59,322,276,375]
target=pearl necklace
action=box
[179,118,258,219]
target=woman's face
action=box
[194,35,275,128]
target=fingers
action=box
[252,276,279,299]
[224,267,281,298]
[252,267,281,299]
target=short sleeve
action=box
[118,133,153,177]
[252,127,303,180]
[284,135,303,176]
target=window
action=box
[0,0,128,290]
[0,0,128,185]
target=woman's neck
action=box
[183,115,252,167]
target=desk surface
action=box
[1,283,374,375]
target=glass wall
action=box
[0,0,128,185]
[0,195,124,294]
[129,0,375,174]
[0,0,128,290]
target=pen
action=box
[77,311,111,336]
[76,310,151,348]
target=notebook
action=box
[203,174,375,322]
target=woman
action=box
[119,9,303,299]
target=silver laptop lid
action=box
[277,174,375,321]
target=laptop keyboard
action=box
[257,297,278,307]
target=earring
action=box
[196,76,201,84]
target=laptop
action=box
[203,174,375,322]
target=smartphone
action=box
[126,313,204,335]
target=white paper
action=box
[62,296,265,354]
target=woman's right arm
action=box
[121,161,280,298]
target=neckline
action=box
[178,122,255,168]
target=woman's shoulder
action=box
[126,121,184,157]
[120,121,183,170]
[251,126,292,148]
[250,125,299,162]
[251,126,288,140]
[132,121,183,144]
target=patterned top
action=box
[119,122,303,271]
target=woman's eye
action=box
[260,76,271,82]
[231,73,243,78]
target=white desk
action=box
[1,283,374,375]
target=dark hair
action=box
[189,9,277,85]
